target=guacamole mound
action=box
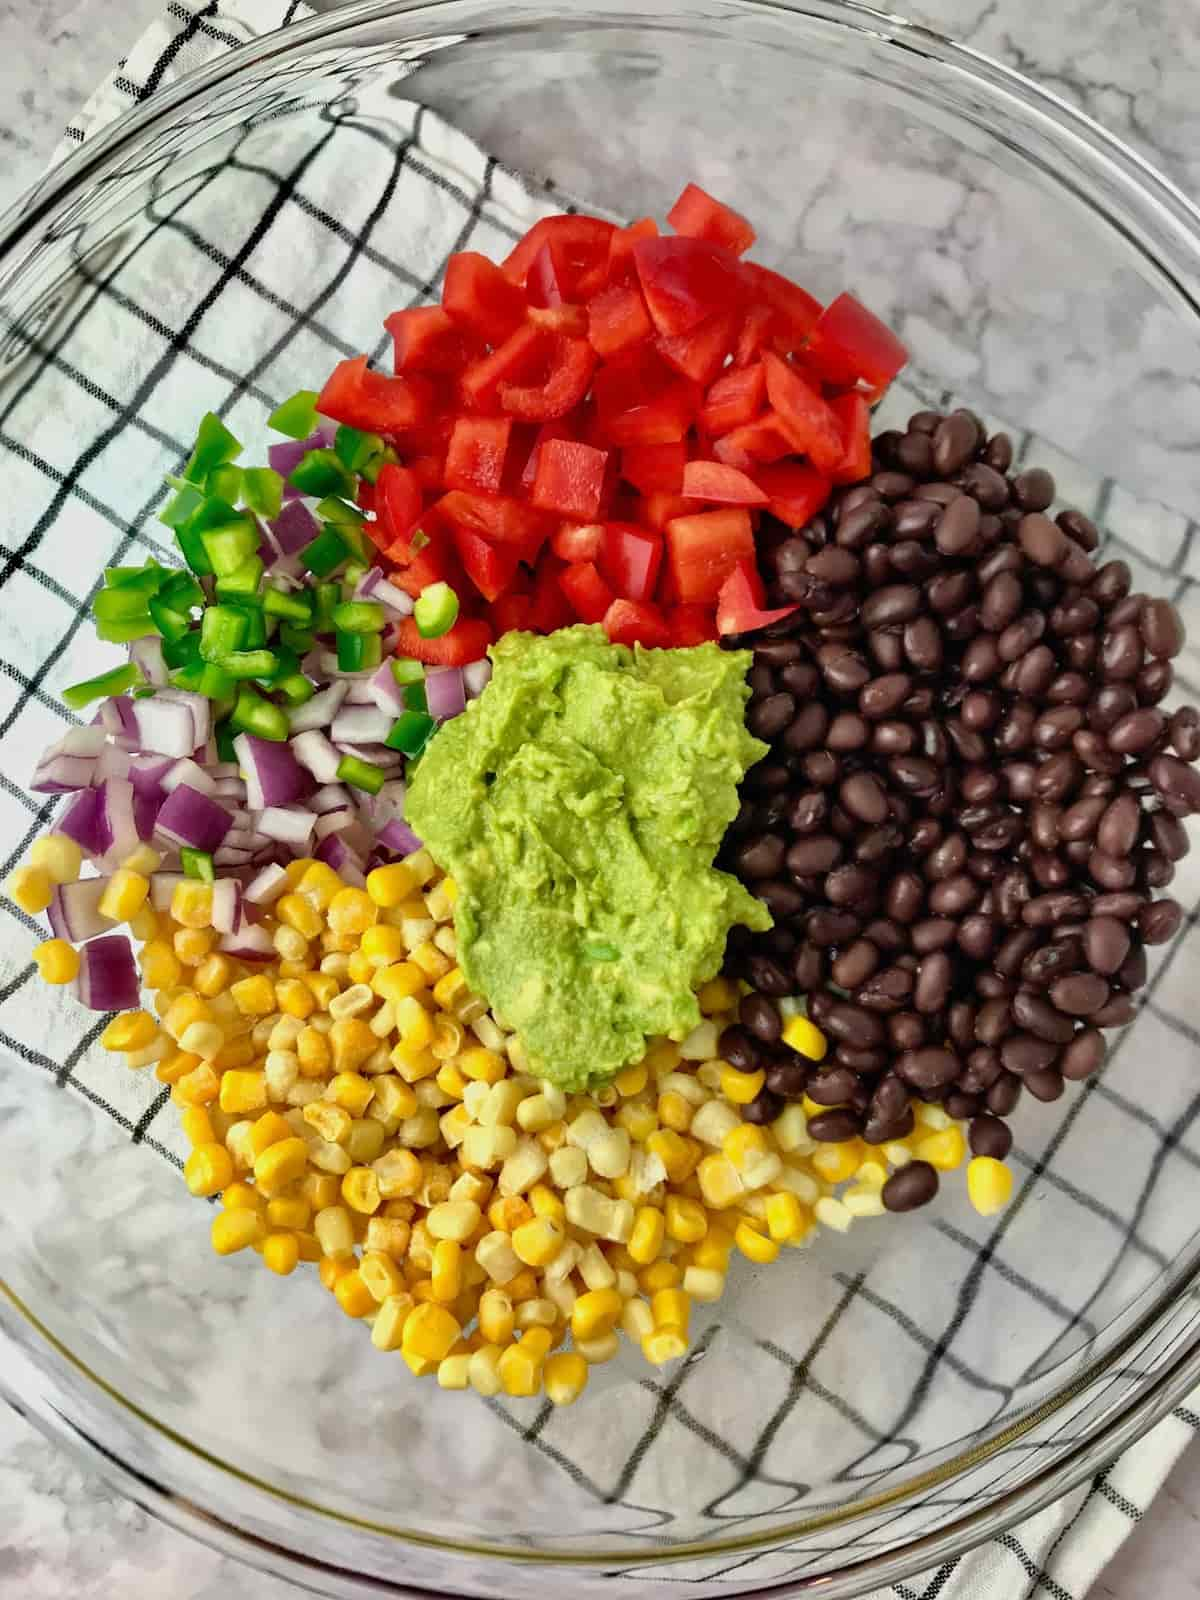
[405,625,770,1093]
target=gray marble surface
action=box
[1,0,1200,1597]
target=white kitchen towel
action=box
[0,0,1189,1596]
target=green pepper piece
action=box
[215,554,265,605]
[183,412,242,485]
[181,847,216,884]
[160,572,205,612]
[232,604,267,650]
[316,495,366,529]
[61,662,142,711]
[147,595,192,642]
[275,673,315,707]
[385,710,436,756]
[361,444,400,486]
[158,481,206,531]
[214,719,238,763]
[96,614,155,644]
[218,649,279,681]
[201,517,260,578]
[208,464,244,506]
[390,657,426,686]
[200,605,250,662]
[332,600,386,634]
[336,631,382,673]
[198,663,237,700]
[413,582,459,640]
[268,390,320,440]
[336,754,386,795]
[242,467,285,521]
[263,585,313,624]
[313,581,340,631]
[288,448,356,500]
[402,680,428,713]
[94,586,157,624]
[230,687,289,742]
[333,425,386,475]
[279,624,316,655]
[168,662,207,692]
[301,526,352,579]
[104,561,166,593]
[162,629,202,670]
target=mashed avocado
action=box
[405,625,770,1092]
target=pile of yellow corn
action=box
[16,835,1014,1405]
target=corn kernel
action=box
[266,1196,311,1231]
[342,1166,382,1215]
[571,1287,623,1342]
[815,1196,854,1233]
[293,861,341,910]
[642,1326,688,1366]
[366,862,418,908]
[184,1142,234,1197]
[967,1156,1014,1216]
[374,962,427,1005]
[765,1190,805,1241]
[217,1069,265,1115]
[371,1292,416,1352]
[735,1219,780,1264]
[9,863,53,914]
[692,1226,733,1271]
[296,1026,332,1078]
[211,1209,262,1255]
[628,1205,666,1266]
[614,1062,648,1097]
[365,1216,412,1259]
[543,1351,589,1406]
[431,1238,462,1301]
[664,1194,708,1244]
[724,1123,769,1170]
[301,1172,341,1211]
[175,1061,220,1106]
[327,886,377,937]
[171,881,213,929]
[32,937,80,985]
[402,1302,461,1363]
[314,1205,356,1258]
[720,1065,765,1105]
[101,1010,159,1052]
[682,1265,726,1303]
[374,1148,423,1198]
[917,1126,967,1172]
[639,1259,682,1293]
[511,1215,565,1267]
[29,833,83,883]
[651,1287,690,1334]
[697,976,738,1014]
[276,892,323,940]
[262,1233,301,1276]
[621,1296,655,1344]
[781,1014,827,1061]
[646,1128,697,1183]
[697,1154,744,1210]
[811,1140,864,1185]
[334,1269,376,1318]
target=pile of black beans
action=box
[719,408,1198,1210]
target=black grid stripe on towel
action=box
[0,3,1196,1597]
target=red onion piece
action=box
[232,733,309,811]
[154,783,233,853]
[310,783,352,814]
[133,790,161,841]
[463,659,492,699]
[315,808,356,841]
[129,636,167,687]
[31,755,97,793]
[218,919,275,961]
[57,788,106,856]
[378,818,422,857]
[331,704,394,746]
[149,873,186,912]
[75,934,139,1011]
[47,878,112,942]
[245,863,288,905]
[162,757,217,796]
[316,832,366,887]
[59,728,109,758]
[291,731,343,785]
[268,499,320,557]
[368,662,406,716]
[132,697,197,758]
[97,778,140,866]
[355,567,415,617]
[257,806,317,847]
[129,755,174,797]
[287,682,348,735]
[426,667,466,721]
[210,878,243,935]
[95,745,133,783]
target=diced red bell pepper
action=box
[587,282,654,357]
[559,561,616,624]
[373,463,424,559]
[492,591,535,634]
[461,324,549,413]
[633,236,747,339]
[442,251,528,345]
[716,559,798,637]
[667,183,756,257]
[551,522,606,563]
[503,215,616,296]
[444,416,513,495]
[657,307,742,387]
[665,507,756,604]
[389,536,462,600]
[667,604,720,646]
[600,522,664,604]
[451,524,520,603]
[436,490,550,566]
[356,480,376,514]
[682,460,768,507]
[500,336,596,422]
[516,418,576,494]
[528,438,609,522]
[807,291,907,393]
[734,303,777,368]
[527,243,569,308]
[755,461,832,528]
[639,491,704,530]
[828,390,872,484]
[712,414,793,469]
[603,599,671,650]
[318,356,435,435]
[763,353,846,474]
[527,303,590,337]
[607,217,659,286]
[700,363,766,436]
[592,346,700,447]
[621,440,686,495]
[397,614,494,666]
[407,452,447,492]
[385,306,482,375]
[529,555,574,633]
[744,264,823,350]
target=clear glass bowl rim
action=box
[2,1,1200,1595]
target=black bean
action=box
[1138,897,1183,945]
[1082,916,1131,977]
[882,1160,939,1212]
[1061,1028,1105,1081]
[719,1025,760,1071]
[969,1113,1014,1159]
[737,833,786,879]
[1049,972,1110,1015]
[808,1108,862,1142]
[1168,706,1200,761]
[740,992,782,1044]
[743,1088,785,1125]
[1012,467,1055,512]
[765,1057,809,1099]
[1141,597,1186,659]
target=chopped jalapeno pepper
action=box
[386,709,436,755]
[336,631,382,673]
[413,582,460,639]
[230,687,289,741]
[336,754,386,795]
[332,600,385,634]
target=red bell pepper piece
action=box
[639,491,704,530]
[444,416,513,495]
[715,559,798,637]
[373,463,424,559]
[529,555,574,633]
[755,461,832,528]
[530,438,610,522]
[620,440,686,495]
[442,251,528,345]
[551,522,606,563]
[600,523,664,604]
[682,460,768,507]
[667,183,756,257]
[397,614,494,666]
[744,264,823,349]
[592,346,700,447]
[667,604,720,647]
[528,303,590,337]
[734,303,777,368]
[407,452,447,492]
[527,243,569,308]
[712,414,793,469]
[807,291,907,393]
[318,356,434,435]
[607,217,659,286]
[657,307,742,387]
[385,306,482,375]
[491,591,535,634]
[357,479,377,514]
[451,524,520,603]
[700,363,766,436]
[633,236,746,338]
[503,215,616,295]
[603,598,671,650]
[665,507,756,604]
[461,324,549,413]
[388,536,463,600]
[763,353,846,474]
[435,490,550,566]
[559,561,616,624]
[499,336,596,422]
[586,282,654,357]
[516,418,576,494]
[828,390,872,484]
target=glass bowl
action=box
[3,2,1200,1595]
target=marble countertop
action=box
[1,0,1199,1597]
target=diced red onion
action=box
[334,743,404,770]
[377,818,422,856]
[368,662,406,716]
[331,704,394,746]
[426,667,466,721]
[95,744,133,784]
[210,877,243,935]
[224,827,270,851]
[133,790,161,841]
[208,762,241,780]
[268,499,320,557]
[314,808,356,841]
[245,863,288,905]
[257,805,317,847]
[316,832,365,886]
[75,933,139,1011]
[129,636,168,687]
[463,659,492,699]
[129,755,174,798]
[287,681,348,735]
[214,846,255,867]
[345,679,382,706]
[149,873,185,911]
[218,918,275,961]
[154,784,233,853]
[98,697,138,740]
[58,727,108,758]
[31,755,97,793]
[232,732,309,811]
[309,783,352,814]
[156,689,211,751]
[47,878,113,942]
[211,778,248,802]
[355,567,415,617]
[291,730,342,786]
[370,779,408,824]
[97,778,140,866]
[162,757,216,796]
[132,697,197,758]
[57,788,106,856]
